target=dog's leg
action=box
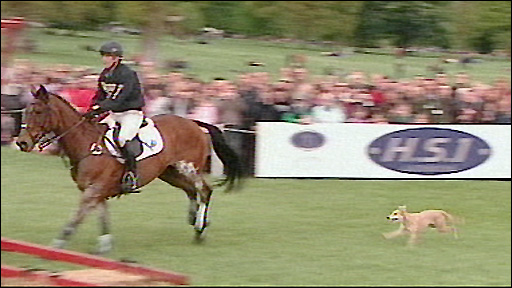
[407,232,420,247]
[438,225,459,239]
[443,212,459,239]
[383,224,406,239]
[436,220,459,239]
[452,226,459,239]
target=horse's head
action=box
[16,85,57,152]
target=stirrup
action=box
[121,171,140,193]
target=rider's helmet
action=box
[99,41,123,57]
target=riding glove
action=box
[84,105,105,119]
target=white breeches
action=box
[103,110,144,147]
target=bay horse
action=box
[15,85,243,254]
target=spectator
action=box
[453,72,471,89]
[346,104,372,123]
[454,87,484,116]
[216,79,247,127]
[1,107,15,146]
[388,102,415,123]
[216,79,247,162]
[348,71,370,90]
[310,92,347,123]
[168,78,196,118]
[455,108,479,123]
[495,99,511,123]
[281,97,313,124]
[368,112,389,124]
[412,112,432,124]
[145,87,172,117]
[1,57,509,135]
[188,91,219,124]
[60,76,96,114]
[480,102,498,123]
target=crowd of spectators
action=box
[2,58,511,170]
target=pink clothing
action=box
[61,88,96,113]
[371,89,386,105]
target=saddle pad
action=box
[101,117,164,162]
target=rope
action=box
[1,109,25,114]
[221,127,256,134]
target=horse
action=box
[15,85,244,254]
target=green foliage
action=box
[172,2,206,35]
[199,1,243,31]
[354,1,450,48]
[472,32,497,54]
[1,147,510,286]
[354,1,388,47]
[1,1,510,52]
[451,1,511,52]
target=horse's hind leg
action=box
[159,163,213,242]
[158,167,198,225]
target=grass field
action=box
[1,146,510,286]
[15,28,511,84]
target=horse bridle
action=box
[30,118,88,151]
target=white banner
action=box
[255,122,511,179]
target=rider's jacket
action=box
[92,63,145,112]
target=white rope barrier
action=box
[221,127,256,134]
[1,109,24,114]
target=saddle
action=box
[93,116,164,162]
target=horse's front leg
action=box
[96,200,113,254]
[52,186,102,250]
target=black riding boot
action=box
[120,142,139,193]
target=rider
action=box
[84,41,145,193]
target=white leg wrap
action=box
[52,239,67,249]
[97,234,113,254]
[195,202,208,231]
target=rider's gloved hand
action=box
[83,105,104,119]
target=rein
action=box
[37,118,87,151]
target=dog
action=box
[383,205,459,246]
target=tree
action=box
[117,1,170,63]
[382,2,449,48]
[452,1,511,53]
[354,1,450,48]
[354,1,388,47]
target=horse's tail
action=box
[193,120,244,192]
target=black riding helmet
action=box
[99,41,123,57]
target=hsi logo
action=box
[367,128,491,175]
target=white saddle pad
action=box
[100,117,164,163]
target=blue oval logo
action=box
[291,131,326,150]
[367,127,491,175]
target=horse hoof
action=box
[51,239,67,249]
[188,215,196,226]
[96,234,113,254]
[193,231,206,244]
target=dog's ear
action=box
[398,205,407,212]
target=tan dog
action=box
[383,205,459,246]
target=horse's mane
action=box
[47,92,103,135]
[48,92,84,117]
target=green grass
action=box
[15,28,511,84]
[1,146,510,286]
